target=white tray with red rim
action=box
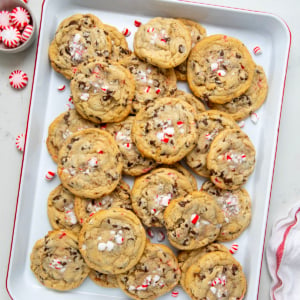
[6,0,291,299]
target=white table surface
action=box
[0,0,298,299]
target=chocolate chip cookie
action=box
[57,128,123,199]
[163,191,224,250]
[70,59,135,124]
[117,242,181,300]
[78,208,146,274]
[30,230,90,290]
[207,129,256,190]
[132,97,198,164]
[134,17,192,68]
[49,14,111,80]
[187,34,255,104]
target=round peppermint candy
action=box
[15,133,25,152]
[9,70,28,89]
[1,26,21,48]
[21,24,33,43]
[10,7,30,30]
[0,10,11,30]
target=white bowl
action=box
[0,0,36,54]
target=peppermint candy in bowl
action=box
[0,0,36,53]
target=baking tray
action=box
[6,0,291,299]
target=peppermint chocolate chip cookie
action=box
[49,14,111,80]
[175,18,207,81]
[208,65,268,121]
[105,116,158,176]
[117,242,181,300]
[131,168,194,227]
[178,243,230,292]
[57,128,123,199]
[46,109,99,163]
[74,180,132,224]
[30,230,90,291]
[47,184,81,234]
[201,180,252,241]
[187,34,255,104]
[134,17,192,68]
[70,59,135,124]
[207,129,256,190]
[185,110,239,178]
[185,251,247,300]
[78,208,146,274]
[163,191,224,250]
[132,97,198,164]
[120,55,177,113]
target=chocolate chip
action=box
[236,53,241,59]
[178,45,185,53]
[220,50,224,56]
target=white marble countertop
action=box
[0,0,298,299]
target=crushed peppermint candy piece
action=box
[253,46,262,55]
[191,213,199,224]
[9,70,28,89]
[146,228,155,238]
[122,28,131,37]
[10,6,30,30]
[238,120,245,128]
[147,27,155,33]
[134,20,142,27]
[45,171,56,180]
[157,230,165,242]
[80,93,89,101]
[211,62,219,71]
[217,70,226,77]
[229,243,239,254]
[171,289,179,297]
[58,84,66,91]
[250,112,260,124]
[2,26,21,48]
[15,133,25,151]
[21,24,33,43]
[0,11,12,30]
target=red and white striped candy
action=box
[0,10,11,30]
[15,133,25,152]
[191,213,199,224]
[21,24,33,43]
[171,289,179,297]
[122,28,131,37]
[45,171,56,181]
[250,112,260,124]
[157,230,165,242]
[21,0,29,3]
[10,7,30,30]
[9,70,28,89]
[238,120,245,128]
[147,27,155,33]
[0,30,2,43]
[58,84,66,91]
[253,46,262,55]
[155,88,161,94]
[1,26,21,48]
[229,243,239,254]
[146,228,155,238]
[134,20,142,27]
